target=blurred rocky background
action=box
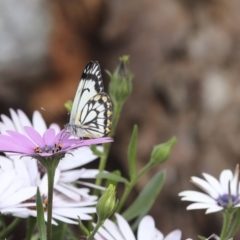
[1,0,240,238]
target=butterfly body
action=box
[65,61,113,138]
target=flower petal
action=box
[24,126,45,146]
[32,111,47,135]
[115,213,136,240]
[43,129,55,145]
[202,173,224,196]
[164,230,182,240]
[179,191,216,204]
[138,216,156,240]
[220,170,233,193]
[191,176,219,199]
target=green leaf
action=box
[26,217,36,240]
[198,236,206,240]
[91,145,104,157]
[105,170,121,187]
[36,188,47,240]
[128,125,138,180]
[78,217,89,237]
[97,172,129,185]
[122,170,166,221]
[31,233,40,240]
[52,222,67,240]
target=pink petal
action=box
[43,129,55,145]
[24,126,45,146]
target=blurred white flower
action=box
[93,213,182,240]
[0,109,104,201]
[179,165,240,214]
[0,158,37,213]
[0,156,97,225]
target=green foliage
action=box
[122,170,166,221]
[96,172,129,185]
[128,125,138,181]
[36,188,46,240]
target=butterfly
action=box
[65,61,113,138]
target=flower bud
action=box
[108,55,133,105]
[96,184,118,222]
[150,137,177,165]
[64,100,73,113]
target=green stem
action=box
[94,102,123,194]
[88,219,104,240]
[116,162,152,212]
[226,209,240,239]
[220,210,233,240]
[26,217,36,240]
[0,218,21,239]
[39,157,61,240]
[46,165,55,240]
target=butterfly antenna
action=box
[41,107,65,122]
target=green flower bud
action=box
[96,184,118,222]
[108,55,133,106]
[64,100,73,113]
[150,137,177,165]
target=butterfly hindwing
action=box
[66,61,113,138]
[79,92,113,138]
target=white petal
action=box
[138,216,155,240]
[49,123,61,133]
[0,170,16,195]
[0,156,14,170]
[205,206,223,214]
[1,187,36,208]
[79,169,101,179]
[94,222,116,240]
[17,109,32,128]
[0,114,15,131]
[59,146,102,171]
[52,213,78,224]
[54,184,81,201]
[230,166,239,195]
[179,191,216,204]
[13,159,32,187]
[191,177,218,198]
[10,109,24,133]
[77,181,106,191]
[164,230,181,240]
[220,170,233,193]
[93,232,105,240]
[60,169,86,182]
[186,203,222,213]
[102,218,126,240]
[115,213,136,240]
[32,111,47,135]
[153,230,164,240]
[202,173,224,195]
[53,207,95,220]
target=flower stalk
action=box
[37,157,61,240]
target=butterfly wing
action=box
[69,61,104,125]
[79,92,113,138]
[66,61,113,138]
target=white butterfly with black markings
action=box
[65,61,113,138]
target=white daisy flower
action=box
[0,109,104,201]
[0,159,37,212]
[0,157,97,225]
[93,213,182,240]
[179,165,240,214]
[1,190,97,225]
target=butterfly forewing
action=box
[70,61,104,124]
[66,61,113,138]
